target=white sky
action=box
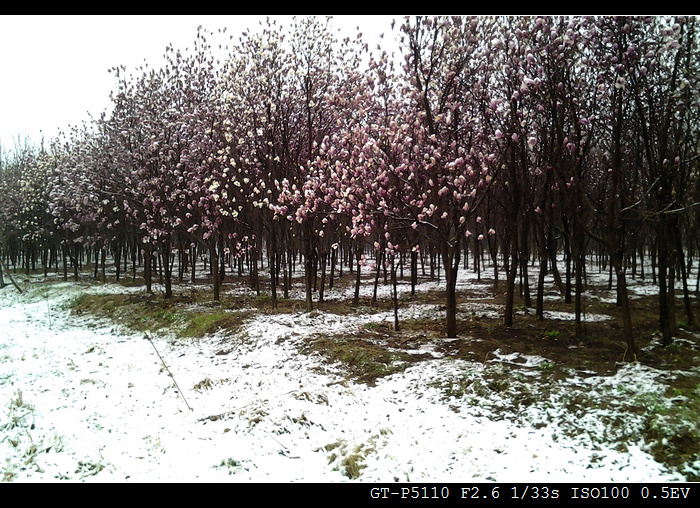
[0,15,399,152]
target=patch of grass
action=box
[2,391,69,481]
[75,460,105,478]
[303,337,415,385]
[65,292,89,310]
[218,457,240,468]
[430,372,489,400]
[68,292,253,339]
[213,457,252,475]
[2,468,16,482]
[342,449,366,480]
[537,361,556,372]
[544,330,560,340]
[193,377,213,392]
[179,310,248,338]
[3,389,35,432]
[322,440,369,479]
[643,380,700,480]
[10,389,32,411]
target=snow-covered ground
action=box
[0,263,697,483]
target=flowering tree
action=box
[392,16,498,337]
[49,120,125,281]
[0,141,57,275]
[117,62,184,297]
[218,18,300,306]
[259,16,368,311]
[167,27,232,301]
[99,28,229,299]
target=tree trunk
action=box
[251,244,260,296]
[144,242,152,293]
[319,251,327,304]
[329,247,336,290]
[609,250,636,360]
[210,236,220,301]
[519,225,531,307]
[284,247,292,299]
[304,228,313,312]
[391,254,399,331]
[373,246,384,304]
[443,242,460,338]
[190,244,196,283]
[410,249,418,296]
[535,248,547,320]
[0,248,6,289]
[574,246,584,340]
[115,238,122,282]
[353,247,362,306]
[504,230,518,328]
[656,226,673,346]
[270,229,278,309]
[161,239,173,299]
[563,220,572,304]
[677,234,696,328]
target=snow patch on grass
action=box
[1,274,697,482]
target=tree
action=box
[391,16,498,337]
[1,140,55,275]
[219,17,301,306]
[100,27,230,299]
[625,16,700,345]
[265,16,367,312]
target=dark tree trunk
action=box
[504,229,518,328]
[161,238,173,299]
[144,242,152,293]
[535,246,547,320]
[656,226,673,346]
[410,249,418,296]
[304,227,313,312]
[391,254,399,331]
[443,242,461,338]
[353,246,362,307]
[319,251,327,304]
[210,236,219,301]
[269,228,278,309]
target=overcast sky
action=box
[0,15,399,152]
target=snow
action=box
[0,266,695,483]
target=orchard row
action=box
[2,16,699,355]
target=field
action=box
[1,258,699,482]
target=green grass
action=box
[643,381,700,479]
[179,310,250,338]
[68,293,252,339]
[303,337,414,385]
